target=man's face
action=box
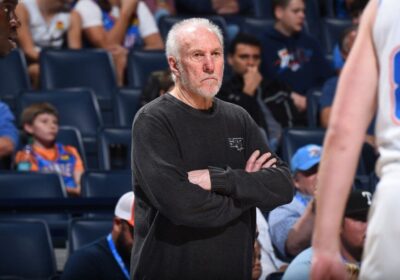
[173,27,224,99]
[115,220,134,263]
[275,0,305,35]
[228,43,261,75]
[294,164,318,196]
[0,0,19,56]
[341,217,367,261]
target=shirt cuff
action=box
[208,166,230,195]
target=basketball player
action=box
[311,0,400,279]
[0,0,19,56]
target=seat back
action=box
[281,128,326,163]
[252,0,273,18]
[0,49,30,110]
[81,170,132,198]
[127,50,168,88]
[0,219,57,279]
[39,49,117,124]
[306,88,322,128]
[240,17,274,39]
[321,18,352,54]
[98,128,132,170]
[114,88,142,127]
[40,49,117,100]
[68,218,112,255]
[57,126,87,169]
[18,88,103,140]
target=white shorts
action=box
[360,173,400,280]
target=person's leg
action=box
[28,63,40,89]
[360,172,400,279]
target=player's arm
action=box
[311,1,378,279]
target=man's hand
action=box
[311,249,347,280]
[291,92,307,112]
[245,150,277,173]
[243,66,263,96]
[212,0,239,14]
[188,169,211,191]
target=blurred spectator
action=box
[142,0,175,23]
[256,208,288,279]
[320,25,357,128]
[62,191,135,280]
[141,68,174,105]
[282,189,372,280]
[73,0,164,86]
[0,101,18,169]
[15,103,84,197]
[262,0,334,97]
[331,0,368,71]
[16,0,81,88]
[0,0,20,56]
[252,239,262,280]
[219,33,306,150]
[269,144,321,261]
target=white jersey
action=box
[21,0,70,50]
[373,0,400,176]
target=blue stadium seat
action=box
[321,18,352,54]
[0,172,68,246]
[306,88,323,128]
[57,126,88,169]
[81,170,132,198]
[18,88,103,168]
[114,88,142,127]
[127,50,168,88]
[98,128,131,170]
[68,218,112,255]
[39,49,118,124]
[252,0,273,18]
[240,17,274,39]
[281,128,325,163]
[0,219,57,279]
[0,49,30,112]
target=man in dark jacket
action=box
[262,0,333,96]
[131,18,294,280]
[219,33,306,150]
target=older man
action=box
[0,0,19,56]
[131,18,294,279]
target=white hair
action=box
[165,18,224,63]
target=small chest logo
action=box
[228,138,244,152]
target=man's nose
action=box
[203,54,215,74]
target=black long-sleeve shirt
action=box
[130,93,294,280]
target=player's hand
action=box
[311,249,347,280]
[245,150,277,173]
[187,169,211,191]
[243,66,263,96]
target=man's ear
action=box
[274,6,284,20]
[112,217,123,233]
[168,56,180,79]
